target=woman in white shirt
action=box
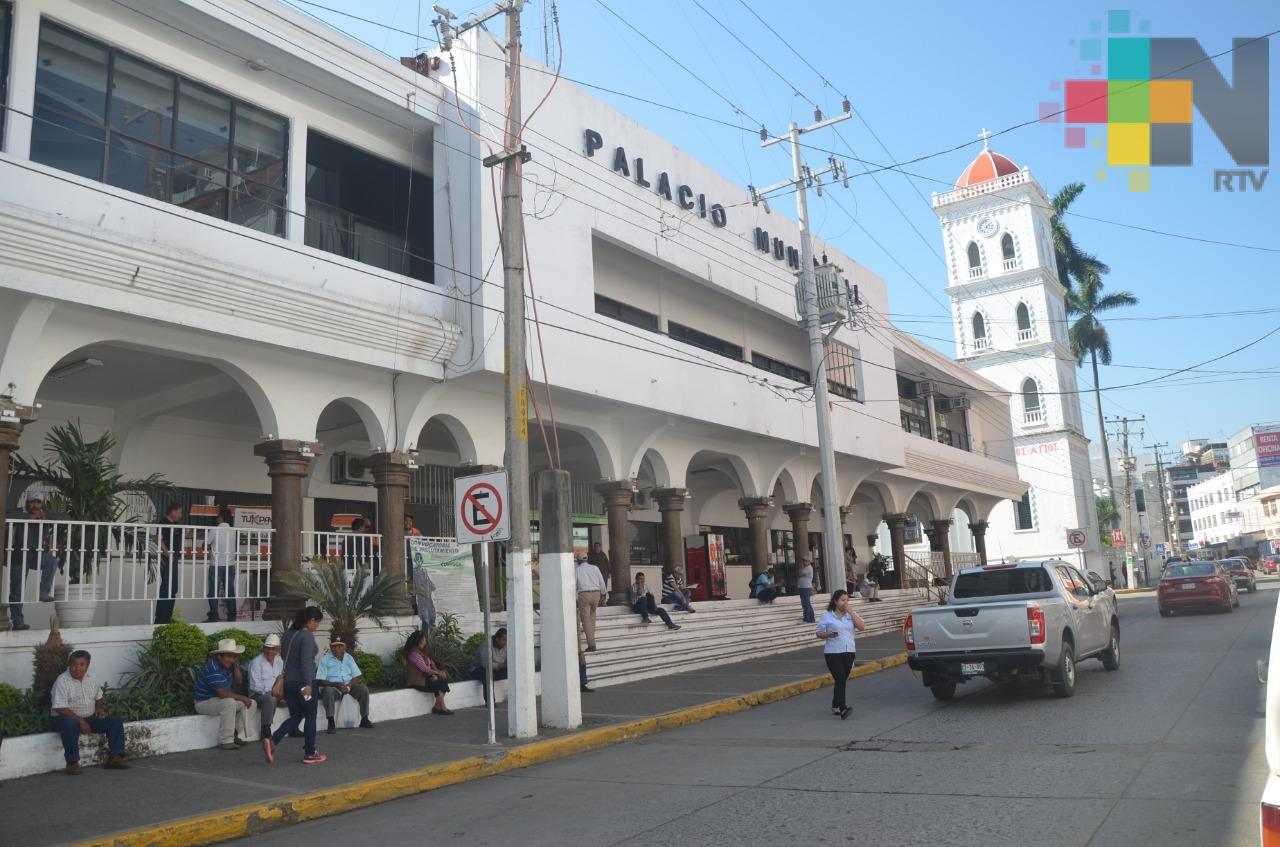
[815,589,866,720]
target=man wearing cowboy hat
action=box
[315,638,373,733]
[194,638,256,750]
[247,633,285,739]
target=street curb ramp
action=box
[76,654,908,847]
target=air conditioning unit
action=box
[915,381,938,397]
[937,397,970,413]
[330,451,373,486]
[632,489,655,510]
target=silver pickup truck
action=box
[905,560,1120,701]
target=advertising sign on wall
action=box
[408,537,479,619]
[1255,425,1280,468]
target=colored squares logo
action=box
[1107,38,1149,79]
[1150,80,1192,123]
[1108,123,1149,166]
[1108,81,1148,122]
[1065,80,1108,123]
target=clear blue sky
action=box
[292,0,1278,456]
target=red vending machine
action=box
[684,533,728,601]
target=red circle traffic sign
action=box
[459,481,504,537]
[1067,529,1087,547]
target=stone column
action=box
[596,480,635,605]
[931,519,954,578]
[0,405,36,631]
[364,452,414,614]
[969,520,990,566]
[254,439,320,620]
[652,488,687,579]
[884,512,910,590]
[739,497,772,578]
[782,503,812,592]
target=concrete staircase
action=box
[579,589,919,687]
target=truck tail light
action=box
[1027,607,1046,645]
[1263,803,1280,847]
[903,614,915,650]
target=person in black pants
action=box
[628,572,680,630]
[265,606,327,765]
[155,503,184,624]
[815,590,866,720]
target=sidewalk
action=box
[5,632,907,847]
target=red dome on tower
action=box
[955,148,1020,188]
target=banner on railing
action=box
[407,537,479,619]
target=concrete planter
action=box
[52,583,105,628]
[0,677,516,780]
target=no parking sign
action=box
[454,470,511,544]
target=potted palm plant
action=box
[11,422,170,626]
[283,557,406,651]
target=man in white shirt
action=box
[575,552,608,652]
[797,553,816,624]
[50,650,129,774]
[247,633,285,738]
[205,507,237,623]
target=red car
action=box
[1157,560,1238,617]
[1264,557,1278,575]
[1222,557,1257,593]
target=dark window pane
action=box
[170,155,228,219]
[105,134,170,202]
[231,179,285,235]
[1,2,11,144]
[1015,492,1034,530]
[31,107,105,180]
[110,54,174,146]
[232,101,286,182]
[175,79,230,166]
[35,24,109,125]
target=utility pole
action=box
[749,106,853,595]
[435,0,537,738]
[1146,442,1171,562]
[1107,416,1144,588]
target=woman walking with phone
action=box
[264,605,326,765]
[815,590,866,720]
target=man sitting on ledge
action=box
[195,638,257,750]
[661,568,697,613]
[753,568,782,604]
[316,638,374,733]
[859,574,882,602]
[629,572,680,630]
[51,650,130,775]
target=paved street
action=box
[235,583,1277,847]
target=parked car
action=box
[1158,560,1239,616]
[1263,556,1278,576]
[1223,557,1258,593]
[905,560,1120,701]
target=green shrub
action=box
[427,614,487,682]
[0,687,50,737]
[0,682,20,710]
[207,628,263,664]
[102,685,190,722]
[151,620,208,667]
[353,650,382,686]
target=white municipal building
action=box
[0,0,1037,666]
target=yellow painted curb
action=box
[1114,588,1155,595]
[76,653,908,847]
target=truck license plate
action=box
[960,661,985,676]
[1181,583,1196,590]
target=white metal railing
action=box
[933,169,1031,206]
[967,266,984,279]
[1023,408,1046,425]
[2,519,273,612]
[1002,257,1021,272]
[973,336,990,351]
[951,552,983,569]
[302,530,382,574]
[1017,327,1037,343]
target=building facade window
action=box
[966,241,981,268]
[31,22,288,235]
[751,352,810,385]
[594,294,659,331]
[667,321,743,361]
[827,341,860,401]
[0,1,11,146]
[1001,232,1016,261]
[305,131,432,282]
[1021,377,1043,423]
[971,312,988,349]
[1014,490,1035,531]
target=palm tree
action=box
[1095,495,1120,546]
[1050,184,1132,497]
[281,557,406,651]
[1066,268,1139,495]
